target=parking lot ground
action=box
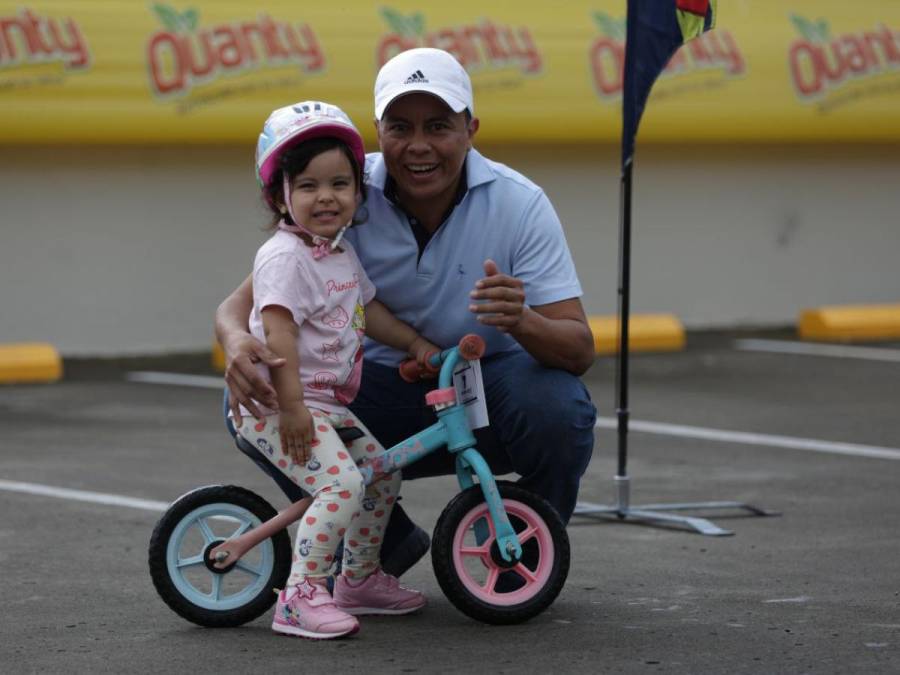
[1,331,898,674]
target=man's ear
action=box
[467,116,480,149]
[373,118,384,146]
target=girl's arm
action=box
[364,299,439,364]
[261,306,314,464]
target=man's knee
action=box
[484,351,595,478]
[487,351,596,438]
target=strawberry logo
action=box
[146,3,325,97]
[788,14,900,101]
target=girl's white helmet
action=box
[255,101,365,205]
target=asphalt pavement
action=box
[1,331,898,674]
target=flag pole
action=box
[613,157,634,508]
[573,0,776,535]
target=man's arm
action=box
[469,260,594,375]
[215,274,286,424]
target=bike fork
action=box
[455,448,523,563]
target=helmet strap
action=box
[279,173,350,259]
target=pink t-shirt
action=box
[246,229,376,415]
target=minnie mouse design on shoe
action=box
[272,579,360,639]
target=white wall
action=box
[2,143,898,356]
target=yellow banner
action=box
[1,1,899,144]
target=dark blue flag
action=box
[621,0,717,168]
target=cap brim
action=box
[375,86,468,119]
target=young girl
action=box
[236,101,437,640]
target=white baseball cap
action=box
[374,48,474,120]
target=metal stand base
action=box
[573,476,779,536]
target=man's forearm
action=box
[510,307,595,375]
[215,275,254,348]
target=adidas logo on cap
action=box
[404,70,428,84]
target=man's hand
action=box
[224,333,286,426]
[278,402,314,465]
[469,259,527,333]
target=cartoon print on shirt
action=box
[322,306,349,329]
[321,339,341,362]
[311,371,337,389]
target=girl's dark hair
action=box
[263,136,367,230]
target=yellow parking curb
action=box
[212,342,225,372]
[799,304,900,342]
[588,314,686,355]
[0,343,63,383]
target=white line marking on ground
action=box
[764,596,811,604]
[0,479,169,512]
[734,339,900,363]
[126,371,224,388]
[595,417,900,461]
[126,370,900,462]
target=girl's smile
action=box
[287,148,358,239]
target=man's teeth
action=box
[408,164,437,173]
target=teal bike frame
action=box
[356,346,523,564]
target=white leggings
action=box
[237,407,400,584]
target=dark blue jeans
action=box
[349,348,596,525]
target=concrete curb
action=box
[212,315,688,369]
[0,343,63,383]
[588,314,686,355]
[212,342,225,372]
[799,304,900,342]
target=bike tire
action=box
[148,485,291,628]
[431,481,570,625]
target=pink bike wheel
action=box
[432,481,570,624]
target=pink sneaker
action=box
[334,569,427,615]
[271,580,360,639]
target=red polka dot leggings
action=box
[236,407,400,584]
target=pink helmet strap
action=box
[278,173,349,260]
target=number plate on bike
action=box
[452,359,489,429]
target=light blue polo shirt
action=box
[344,148,583,366]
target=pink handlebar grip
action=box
[398,351,440,383]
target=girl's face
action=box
[286,148,358,238]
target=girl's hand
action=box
[279,402,314,465]
[409,336,441,375]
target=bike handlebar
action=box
[398,334,486,383]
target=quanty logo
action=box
[788,15,900,99]
[589,11,744,98]
[376,7,541,74]
[0,8,90,70]
[147,3,324,97]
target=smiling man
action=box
[216,48,597,578]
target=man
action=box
[217,48,596,577]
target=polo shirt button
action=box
[410,218,418,225]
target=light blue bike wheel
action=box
[149,485,292,627]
